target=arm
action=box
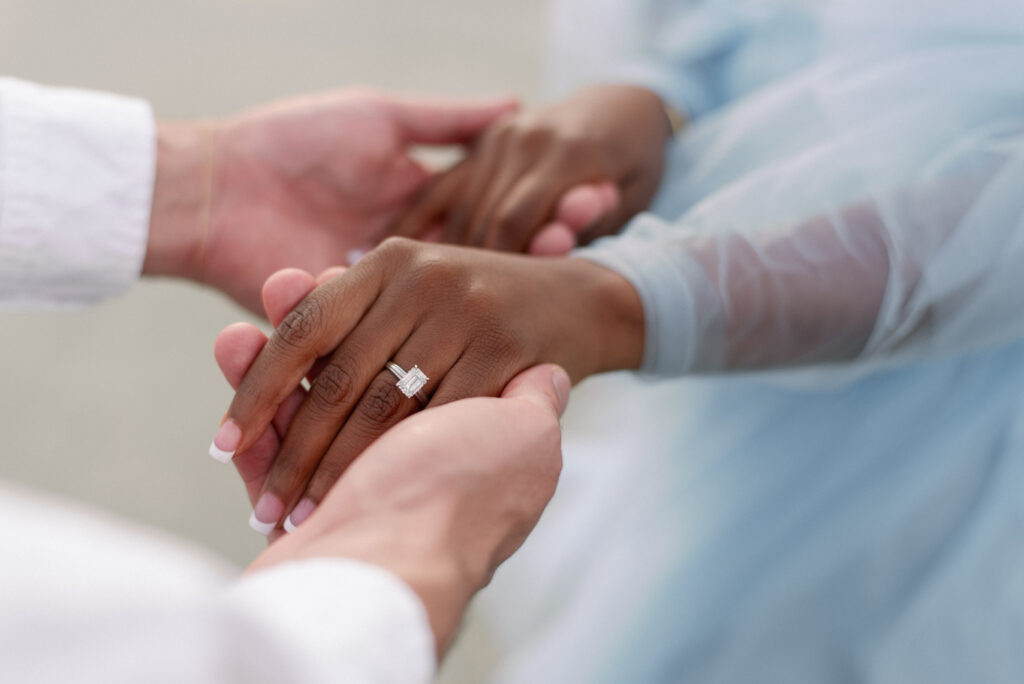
[0,77,153,308]
[0,77,514,312]
[577,49,1024,373]
[212,44,1024,524]
[1,362,566,682]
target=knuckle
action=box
[277,295,325,349]
[308,362,356,413]
[360,378,406,426]
[378,235,415,255]
[406,253,463,298]
[375,236,419,270]
[457,277,500,317]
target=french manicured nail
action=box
[283,498,316,534]
[552,367,571,414]
[249,492,284,536]
[208,420,241,464]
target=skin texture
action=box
[143,89,519,312]
[215,272,569,657]
[394,84,671,253]
[215,239,644,534]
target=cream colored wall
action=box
[0,1,545,679]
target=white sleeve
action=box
[0,485,436,684]
[576,43,1024,376]
[222,561,437,684]
[0,77,154,309]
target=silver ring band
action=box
[386,361,429,404]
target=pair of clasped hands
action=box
[157,85,666,597]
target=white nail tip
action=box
[248,511,275,536]
[283,516,298,534]
[208,442,235,464]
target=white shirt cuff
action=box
[224,559,436,684]
[0,77,154,308]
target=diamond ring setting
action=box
[386,362,429,403]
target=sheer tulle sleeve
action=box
[577,43,1024,376]
[547,0,751,118]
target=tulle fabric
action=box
[481,2,1024,682]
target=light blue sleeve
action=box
[547,0,749,118]
[577,42,1024,376]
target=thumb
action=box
[385,95,518,144]
[261,268,319,328]
[500,364,571,418]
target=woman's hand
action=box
[393,84,672,254]
[211,237,644,534]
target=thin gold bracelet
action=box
[662,102,688,137]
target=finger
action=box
[426,352,524,410]
[261,265,347,388]
[385,95,518,145]
[527,222,577,256]
[250,300,423,531]
[281,327,463,532]
[215,324,308,437]
[316,266,347,286]
[214,322,307,439]
[214,323,270,390]
[222,260,386,459]
[213,322,308,501]
[234,426,281,507]
[553,182,619,233]
[391,162,469,240]
[576,176,648,245]
[463,155,531,248]
[379,154,432,207]
[261,268,318,328]
[500,364,571,418]
[443,130,508,245]
[484,170,575,252]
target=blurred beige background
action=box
[0,0,546,679]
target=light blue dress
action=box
[480,1,1024,682]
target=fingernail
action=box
[283,498,316,533]
[249,492,284,536]
[346,249,367,266]
[209,420,241,464]
[552,367,571,414]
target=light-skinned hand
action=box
[143,89,517,312]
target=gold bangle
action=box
[662,102,688,137]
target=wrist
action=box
[143,121,219,280]
[249,509,477,657]
[550,258,645,379]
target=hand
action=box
[393,84,670,254]
[229,343,569,655]
[210,238,644,534]
[143,89,516,312]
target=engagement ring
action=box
[386,362,429,403]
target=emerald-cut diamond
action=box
[396,365,428,398]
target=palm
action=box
[200,94,428,312]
